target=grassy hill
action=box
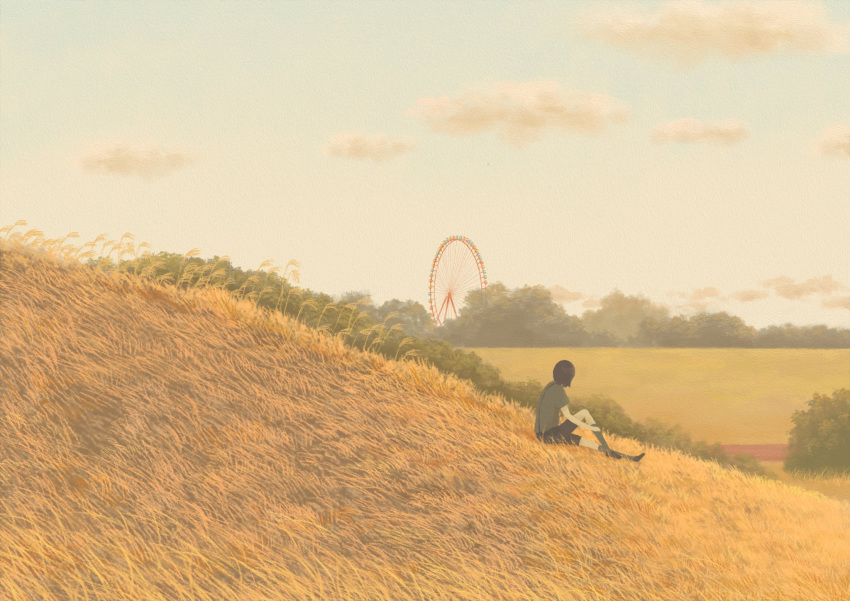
[2,239,849,601]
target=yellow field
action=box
[466,347,850,445]
[3,234,850,600]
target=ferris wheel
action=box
[428,235,487,326]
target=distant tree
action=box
[336,290,374,307]
[437,282,598,347]
[757,324,850,348]
[756,324,797,348]
[95,252,850,350]
[688,312,756,347]
[336,293,437,339]
[373,298,436,339]
[636,315,696,347]
[582,290,669,344]
[785,389,850,474]
[636,312,756,347]
[800,325,850,348]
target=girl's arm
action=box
[560,405,601,431]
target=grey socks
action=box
[593,429,611,452]
[594,429,645,462]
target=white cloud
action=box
[582,0,850,65]
[762,275,846,299]
[822,296,850,310]
[668,286,727,313]
[324,133,414,162]
[732,289,770,302]
[653,118,746,144]
[816,123,850,157]
[410,80,630,146]
[79,142,193,179]
[689,286,722,300]
[680,301,711,313]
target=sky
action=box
[1,0,849,329]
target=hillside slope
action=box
[1,241,849,601]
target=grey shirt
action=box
[534,381,569,435]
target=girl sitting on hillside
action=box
[535,360,645,462]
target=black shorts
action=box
[536,420,581,446]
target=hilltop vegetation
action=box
[78,243,770,476]
[2,235,850,600]
[84,247,850,351]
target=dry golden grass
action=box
[1,233,849,600]
[761,462,850,505]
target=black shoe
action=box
[628,453,645,462]
[604,449,624,459]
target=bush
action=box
[785,389,850,474]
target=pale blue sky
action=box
[2,0,848,328]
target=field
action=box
[3,238,850,600]
[466,347,850,445]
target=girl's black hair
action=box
[553,360,575,386]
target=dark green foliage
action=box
[440,283,850,348]
[636,313,757,347]
[349,295,437,340]
[398,337,543,407]
[636,315,850,348]
[785,389,850,474]
[438,283,614,347]
[95,255,850,348]
[582,290,670,342]
[755,324,850,348]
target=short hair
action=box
[553,360,575,386]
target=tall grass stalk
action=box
[175,248,201,289]
[296,299,318,323]
[314,302,337,329]
[395,337,416,362]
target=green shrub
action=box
[785,389,850,474]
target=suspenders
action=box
[539,382,557,402]
[535,382,558,435]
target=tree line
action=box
[437,284,850,348]
[104,250,848,348]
